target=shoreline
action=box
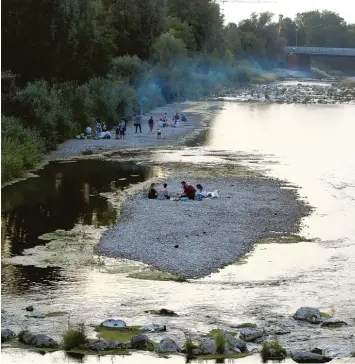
[98,174,310,278]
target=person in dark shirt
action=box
[180,181,196,200]
[148,183,158,199]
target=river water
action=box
[2,82,355,363]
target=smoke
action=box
[131,55,315,114]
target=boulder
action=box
[155,338,181,353]
[200,337,218,354]
[1,329,16,342]
[101,319,126,328]
[237,328,263,342]
[130,334,152,350]
[25,306,34,312]
[19,331,58,348]
[87,340,122,351]
[223,330,248,352]
[291,351,332,363]
[293,307,322,324]
[140,323,166,332]
[157,309,178,316]
[320,318,347,328]
[311,348,324,355]
[192,348,203,356]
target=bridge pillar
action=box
[286,54,311,71]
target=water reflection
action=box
[1,159,154,294]
[1,160,152,257]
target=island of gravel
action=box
[98,175,310,278]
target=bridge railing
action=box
[284,46,355,56]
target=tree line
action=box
[2,0,355,182]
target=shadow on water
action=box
[1,159,154,292]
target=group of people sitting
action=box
[158,112,188,128]
[148,181,219,201]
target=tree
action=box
[151,33,187,67]
[167,0,224,52]
[2,0,116,83]
[105,0,167,59]
[166,16,196,51]
[224,23,242,57]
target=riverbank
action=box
[46,101,216,161]
[98,173,310,278]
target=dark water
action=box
[1,159,153,292]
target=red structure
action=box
[286,54,311,71]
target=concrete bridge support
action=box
[286,54,311,71]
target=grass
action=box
[320,312,332,320]
[197,353,250,360]
[45,311,68,318]
[94,325,144,342]
[183,336,198,357]
[67,348,131,356]
[128,269,188,282]
[63,323,88,351]
[215,331,227,354]
[260,338,287,362]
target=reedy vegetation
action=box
[1,0,355,182]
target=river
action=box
[2,81,355,363]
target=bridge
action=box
[284,46,355,71]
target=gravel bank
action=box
[98,177,308,278]
[47,101,212,160]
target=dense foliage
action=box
[1,0,355,182]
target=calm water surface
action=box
[2,84,355,363]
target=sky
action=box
[221,0,354,25]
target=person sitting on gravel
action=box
[158,183,170,200]
[196,184,207,201]
[148,183,158,199]
[180,181,196,200]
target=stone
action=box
[293,307,323,324]
[159,308,177,316]
[320,318,347,328]
[25,313,46,319]
[233,323,258,329]
[237,328,263,342]
[291,351,332,363]
[155,338,181,353]
[311,348,323,355]
[19,331,58,348]
[222,330,248,352]
[25,306,34,312]
[101,319,126,328]
[1,329,16,342]
[192,348,203,356]
[200,337,218,354]
[87,340,122,351]
[130,334,152,350]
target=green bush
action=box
[62,323,88,351]
[16,80,73,150]
[87,77,138,126]
[214,331,227,354]
[260,338,287,362]
[108,56,147,86]
[1,116,44,182]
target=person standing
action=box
[134,113,142,133]
[148,116,154,134]
[119,120,126,140]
